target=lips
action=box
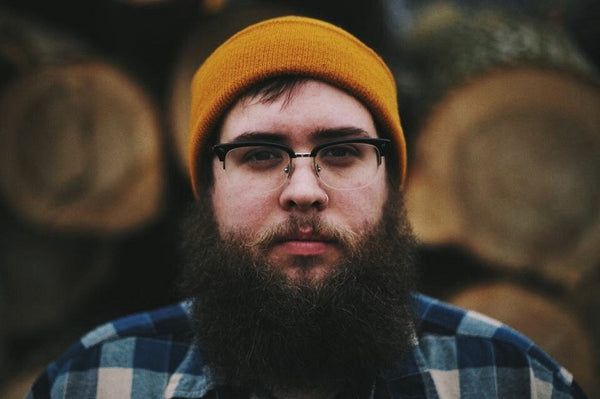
[277,226,334,242]
[271,229,335,256]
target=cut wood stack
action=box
[399,3,600,289]
[0,61,165,234]
[0,10,165,234]
[394,4,600,391]
[0,9,167,388]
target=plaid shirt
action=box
[27,293,587,398]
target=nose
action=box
[279,157,329,211]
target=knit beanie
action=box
[188,15,406,197]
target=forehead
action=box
[218,80,378,145]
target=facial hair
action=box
[179,189,418,397]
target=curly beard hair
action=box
[179,188,417,398]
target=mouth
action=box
[271,229,337,257]
[276,240,331,256]
[263,226,344,281]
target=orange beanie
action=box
[188,15,406,197]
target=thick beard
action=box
[179,189,418,397]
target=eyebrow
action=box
[228,127,371,144]
[229,132,287,143]
[309,127,371,141]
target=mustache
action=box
[245,215,362,254]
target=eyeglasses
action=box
[213,138,390,191]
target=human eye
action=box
[319,144,362,166]
[238,146,285,169]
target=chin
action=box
[283,264,332,285]
[268,251,342,282]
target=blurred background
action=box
[0,0,598,397]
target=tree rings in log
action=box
[0,60,165,234]
[406,67,600,288]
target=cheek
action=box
[211,171,275,233]
[327,174,388,230]
[334,187,386,227]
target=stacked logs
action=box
[395,3,600,396]
[0,1,598,397]
[0,7,166,395]
[0,10,165,234]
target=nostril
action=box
[279,166,329,211]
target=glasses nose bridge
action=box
[287,152,319,178]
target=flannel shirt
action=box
[26,293,587,398]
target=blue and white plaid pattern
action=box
[26,293,588,398]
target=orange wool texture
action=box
[188,15,406,197]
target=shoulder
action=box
[409,293,587,398]
[57,300,195,368]
[27,301,209,399]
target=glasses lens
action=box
[315,142,381,189]
[224,145,290,190]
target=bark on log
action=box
[0,9,87,84]
[397,3,595,121]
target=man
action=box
[27,16,586,398]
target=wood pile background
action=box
[0,0,598,397]
[398,3,600,396]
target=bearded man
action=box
[27,16,586,399]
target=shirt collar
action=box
[164,343,217,398]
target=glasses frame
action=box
[212,137,391,190]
